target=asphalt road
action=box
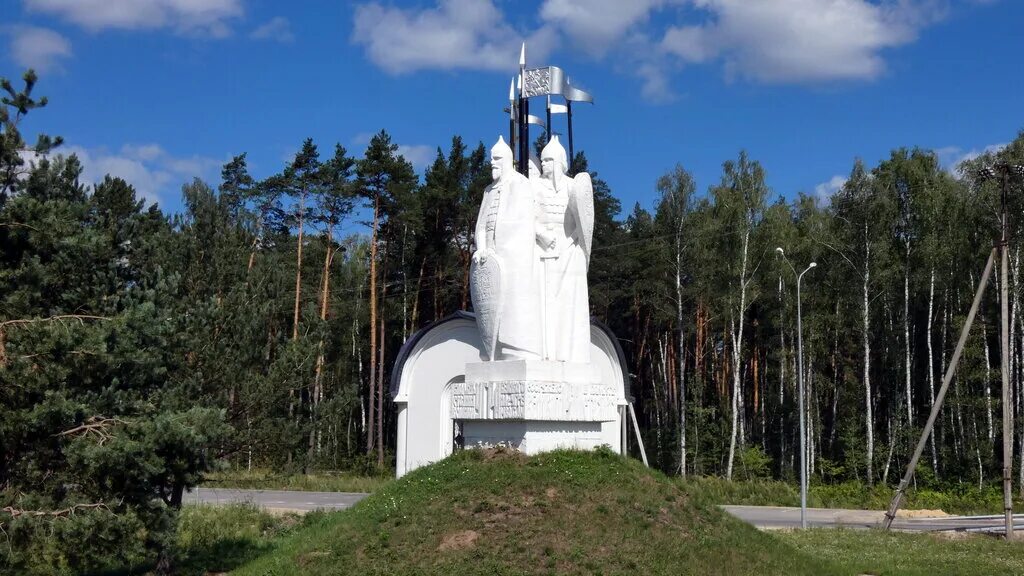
[722,505,1024,533]
[182,489,1024,533]
[183,487,368,512]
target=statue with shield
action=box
[470,136,542,361]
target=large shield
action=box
[469,251,504,361]
[570,172,595,263]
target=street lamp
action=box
[776,247,817,530]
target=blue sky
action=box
[3,0,1022,218]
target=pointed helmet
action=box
[491,136,514,163]
[540,135,568,175]
[490,136,515,180]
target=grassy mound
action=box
[232,448,843,575]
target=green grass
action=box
[172,504,304,575]
[679,475,1024,515]
[202,468,391,493]
[228,448,845,575]
[680,475,803,507]
[174,456,1024,575]
[779,528,1024,576]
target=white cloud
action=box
[349,0,962,97]
[6,26,72,73]
[25,0,243,37]
[539,0,675,56]
[351,0,557,73]
[935,142,1008,173]
[396,144,436,169]
[251,16,293,43]
[814,174,847,203]
[635,61,675,103]
[47,143,222,205]
[661,0,946,83]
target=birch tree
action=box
[711,152,768,480]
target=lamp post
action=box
[777,247,817,530]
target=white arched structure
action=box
[391,312,631,478]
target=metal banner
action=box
[522,66,594,103]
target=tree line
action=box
[3,68,1024,572]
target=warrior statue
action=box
[470,136,542,361]
[535,136,594,363]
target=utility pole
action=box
[998,164,1015,539]
[883,162,1023,538]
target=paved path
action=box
[183,488,368,512]
[722,505,1024,533]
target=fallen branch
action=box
[55,416,128,445]
[1,502,108,519]
[0,221,41,232]
[0,314,110,329]
[0,314,110,368]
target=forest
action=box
[3,68,1024,570]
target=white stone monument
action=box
[391,49,643,477]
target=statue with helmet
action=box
[534,135,594,363]
[470,136,542,362]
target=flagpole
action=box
[518,43,528,175]
[546,95,552,143]
[508,79,516,156]
[566,100,574,170]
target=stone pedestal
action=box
[451,360,618,453]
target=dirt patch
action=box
[896,508,948,518]
[545,487,558,500]
[479,446,526,463]
[438,530,479,551]
[264,506,308,516]
[297,550,331,567]
[929,530,972,540]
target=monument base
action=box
[451,359,619,454]
[390,313,632,477]
[461,420,608,453]
[451,360,618,422]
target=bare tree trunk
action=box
[401,224,409,339]
[366,195,379,455]
[955,372,965,458]
[830,299,840,450]
[808,352,816,477]
[376,246,388,468]
[290,191,306,466]
[882,414,896,485]
[1012,247,1024,494]
[377,315,386,467]
[654,336,666,463]
[778,276,787,474]
[904,242,913,429]
[460,249,471,311]
[985,318,995,441]
[863,232,874,485]
[726,225,751,480]
[293,191,305,341]
[975,416,984,489]
[411,257,426,331]
[927,268,938,475]
[939,285,949,453]
[311,228,335,456]
[676,241,687,477]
